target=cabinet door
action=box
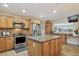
[6,37,13,50]
[50,40,55,56]
[42,41,50,56]
[50,39,59,56]
[29,20,32,35]
[6,16,13,28]
[25,19,30,28]
[58,38,63,55]
[55,39,59,55]
[0,38,6,52]
[28,39,33,55]
[0,16,7,28]
[58,37,66,54]
[28,39,42,56]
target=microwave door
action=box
[13,23,25,28]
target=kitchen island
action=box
[27,35,66,56]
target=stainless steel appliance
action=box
[14,35,26,52]
[32,23,41,36]
[13,22,25,29]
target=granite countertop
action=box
[0,36,13,38]
[27,35,62,42]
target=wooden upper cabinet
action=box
[5,37,13,50]
[29,20,32,35]
[25,19,30,28]
[6,16,14,28]
[0,38,6,52]
[0,16,7,28]
[0,16,13,28]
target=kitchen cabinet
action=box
[0,37,14,52]
[27,35,66,56]
[0,16,7,28]
[55,39,59,55]
[25,19,30,28]
[28,39,42,56]
[6,37,14,50]
[50,39,55,55]
[6,16,14,28]
[0,16,13,28]
[0,38,6,52]
[29,20,32,35]
[42,41,50,56]
[50,38,61,56]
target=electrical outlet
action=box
[33,42,35,47]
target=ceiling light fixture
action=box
[22,9,26,13]
[53,10,57,13]
[40,15,44,18]
[3,4,8,7]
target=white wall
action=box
[54,17,68,24]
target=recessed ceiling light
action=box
[40,15,43,18]
[22,9,26,13]
[3,4,8,7]
[53,10,57,13]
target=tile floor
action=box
[61,44,79,56]
[0,50,28,56]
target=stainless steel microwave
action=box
[13,22,25,28]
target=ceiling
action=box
[0,3,79,21]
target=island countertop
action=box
[27,35,63,42]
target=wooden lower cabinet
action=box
[0,37,13,52]
[28,37,65,56]
[50,37,65,56]
[28,39,42,56]
[6,37,14,50]
[50,40,55,56]
[42,41,50,56]
[0,38,6,52]
[55,39,59,55]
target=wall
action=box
[40,20,45,36]
[54,17,68,24]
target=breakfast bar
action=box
[27,35,66,56]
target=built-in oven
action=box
[14,36,26,52]
[16,36,26,44]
